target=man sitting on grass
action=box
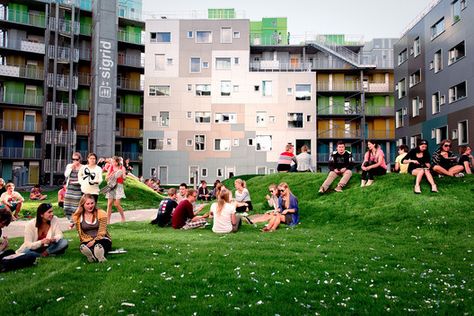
[30,184,47,201]
[319,141,353,193]
[171,189,208,230]
[151,188,178,227]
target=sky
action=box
[142,0,435,40]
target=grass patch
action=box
[1,173,473,314]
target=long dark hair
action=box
[35,203,53,228]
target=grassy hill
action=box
[1,173,473,315]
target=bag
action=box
[100,170,121,194]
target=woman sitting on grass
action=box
[262,182,299,232]
[402,139,438,194]
[234,179,252,214]
[458,145,472,175]
[210,189,240,234]
[431,139,465,177]
[360,140,387,187]
[251,184,281,224]
[29,184,47,201]
[73,194,111,263]
[17,203,68,258]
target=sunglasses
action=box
[279,189,285,192]
[72,158,80,161]
[44,203,53,210]
[269,190,274,193]
[443,144,451,148]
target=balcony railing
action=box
[366,129,394,139]
[318,128,362,139]
[117,30,144,45]
[118,53,144,68]
[43,159,67,173]
[76,124,89,136]
[48,45,79,62]
[116,103,142,114]
[53,0,93,11]
[0,38,45,54]
[48,17,80,35]
[46,101,78,118]
[79,48,91,60]
[47,73,79,90]
[78,72,91,85]
[0,8,46,28]
[117,78,143,91]
[45,130,77,145]
[249,61,312,72]
[76,99,89,111]
[115,151,142,161]
[0,147,41,159]
[366,82,394,93]
[0,64,44,80]
[317,81,361,92]
[1,92,44,107]
[116,127,141,138]
[317,105,361,116]
[0,119,42,133]
[317,152,363,163]
[365,106,394,116]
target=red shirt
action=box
[171,199,194,229]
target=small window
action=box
[217,168,223,177]
[196,31,212,43]
[256,111,267,127]
[149,85,170,96]
[452,0,463,23]
[154,54,165,70]
[167,138,172,145]
[186,139,193,146]
[190,57,201,73]
[262,80,272,96]
[195,111,211,123]
[187,111,192,119]
[398,49,408,65]
[434,50,442,72]
[452,129,458,140]
[233,85,239,92]
[409,70,421,87]
[195,135,206,151]
[187,31,193,38]
[167,58,173,65]
[458,120,468,144]
[395,110,404,128]
[254,85,260,92]
[256,166,267,175]
[202,61,209,68]
[233,139,239,147]
[233,31,240,39]
[201,168,208,177]
[247,138,254,146]
[432,92,441,114]
[287,88,293,95]
[413,37,421,57]
[148,138,163,150]
[288,113,303,128]
[435,126,448,144]
[397,79,406,99]
[431,18,445,39]
[269,116,276,123]
[306,115,312,122]
[449,81,467,103]
[411,97,422,117]
[150,32,171,43]
[221,27,232,43]
[214,139,231,151]
[234,57,240,65]
[221,81,231,96]
[187,84,193,92]
[448,41,465,65]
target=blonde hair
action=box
[278,182,292,209]
[216,189,231,215]
[72,194,97,222]
[234,178,246,189]
[285,144,294,151]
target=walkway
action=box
[3,209,156,238]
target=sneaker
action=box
[80,244,96,263]
[334,186,343,193]
[243,216,254,225]
[318,187,325,194]
[455,172,465,178]
[93,244,107,263]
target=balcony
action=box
[115,151,142,161]
[0,64,43,80]
[0,38,45,54]
[79,48,91,60]
[0,92,43,107]
[45,130,77,145]
[366,129,394,139]
[78,72,91,86]
[116,127,141,138]
[317,81,361,92]
[366,82,394,93]
[79,23,92,36]
[76,99,89,111]
[0,8,46,28]
[47,73,79,90]
[317,104,361,116]
[0,119,42,133]
[317,152,363,163]
[46,101,78,118]
[117,78,143,91]
[48,17,80,35]
[43,159,67,173]
[116,103,142,115]
[318,128,362,139]
[48,45,79,63]
[76,124,89,136]
[117,30,144,45]
[0,147,41,159]
[118,53,144,68]
[249,61,311,72]
[365,106,394,116]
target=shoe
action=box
[431,185,438,193]
[243,216,254,225]
[334,186,343,193]
[414,185,421,194]
[438,174,444,178]
[93,244,107,263]
[455,172,465,178]
[80,244,96,262]
[360,180,367,187]
[366,180,374,187]
[318,187,325,194]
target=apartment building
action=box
[394,0,473,149]
[144,14,396,184]
[0,0,144,185]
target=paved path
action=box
[3,209,156,238]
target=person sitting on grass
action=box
[73,194,111,263]
[432,139,465,177]
[29,184,47,201]
[360,140,387,187]
[57,183,66,209]
[251,184,281,224]
[0,183,24,220]
[394,144,409,174]
[234,179,254,225]
[210,180,221,199]
[151,188,178,227]
[319,141,353,193]
[262,182,299,232]
[176,183,188,203]
[458,145,472,175]
[402,139,438,194]
[198,180,211,201]
[171,189,208,230]
[277,143,296,172]
[16,203,68,258]
[210,189,240,234]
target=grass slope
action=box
[1,173,473,315]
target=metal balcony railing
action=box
[48,17,80,35]
[78,72,91,85]
[0,147,41,159]
[46,101,78,118]
[116,127,141,138]
[53,0,93,11]
[115,151,142,161]
[0,8,46,28]
[117,78,143,91]
[318,128,362,139]
[76,124,89,135]
[45,130,77,145]
[48,45,79,62]
[365,106,394,116]
[249,61,312,72]
[366,82,394,93]
[306,35,361,67]
[366,129,395,139]
[79,48,91,60]
[117,30,144,45]
[317,105,361,116]
[0,64,44,80]
[43,159,68,173]
[0,119,42,133]
[317,81,361,92]
[116,103,142,114]
[0,92,44,107]
[47,73,79,90]
[76,99,89,111]
[117,53,144,68]
[0,38,45,54]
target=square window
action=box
[196,31,212,43]
[287,88,293,95]
[295,84,311,100]
[202,61,209,68]
[233,31,240,38]
[233,85,239,92]
[234,57,240,65]
[186,139,193,146]
[187,31,194,38]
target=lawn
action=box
[1,173,473,315]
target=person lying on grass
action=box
[209,189,240,234]
[262,182,299,232]
[17,203,68,258]
[73,194,111,263]
[172,189,208,230]
[29,184,47,201]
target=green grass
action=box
[1,173,473,315]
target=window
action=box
[255,135,272,151]
[288,113,303,128]
[190,57,201,73]
[409,70,421,87]
[151,115,157,122]
[159,111,169,127]
[201,168,208,177]
[452,0,463,23]
[396,109,404,128]
[256,111,267,127]
[398,49,408,65]
[202,61,209,68]
[448,41,465,65]
[148,138,163,150]
[287,87,293,95]
[432,92,441,114]
[187,84,193,92]
[167,58,173,65]
[150,167,156,177]
[216,58,231,70]
[295,84,311,100]
[247,138,254,146]
[214,139,231,151]
[215,113,236,124]
[155,54,165,70]
[217,168,223,177]
[150,32,171,43]
[410,134,422,148]
[196,31,212,43]
[254,85,260,92]
[233,85,239,92]
[195,135,205,151]
[149,85,170,96]
[435,126,448,144]
[397,79,406,99]
[233,31,240,38]
[187,31,193,38]
[269,116,276,123]
[186,139,193,146]
[431,18,445,39]
[221,27,232,43]
[413,37,421,56]
[307,115,312,122]
[233,139,239,147]
[434,50,442,72]
[412,97,422,117]
[196,84,211,96]
[458,120,468,144]
[234,57,240,65]
[195,111,211,123]
[187,111,192,119]
[449,81,467,103]
[256,166,267,175]
[221,81,231,96]
[262,80,272,96]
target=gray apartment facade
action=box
[394,0,473,149]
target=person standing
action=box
[319,141,353,193]
[78,153,103,202]
[64,153,83,221]
[104,156,127,223]
[296,145,313,172]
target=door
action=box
[189,166,199,186]
[225,166,235,179]
[28,162,39,184]
[24,112,36,132]
[159,166,168,184]
[23,136,35,158]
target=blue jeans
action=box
[23,238,69,258]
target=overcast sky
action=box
[142,0,435,40]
